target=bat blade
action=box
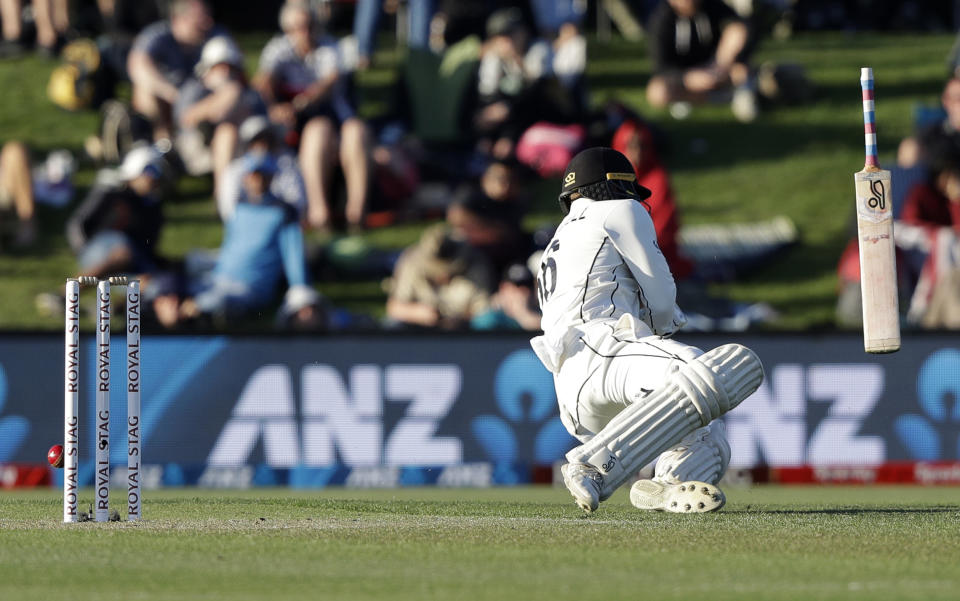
[855,168,900,353]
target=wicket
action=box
[63,276,142,523]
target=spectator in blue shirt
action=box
[178,151,318,324]
[470,263,541,331]
[217,115,306,222]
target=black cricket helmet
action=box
[558,147,652,214]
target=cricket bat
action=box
[855,67,900,353]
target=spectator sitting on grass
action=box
[901,153,960,232]
[127,0,227,140]
[525,6,587,99]
[897,151,960,329]
[174,36,266,192]
[837,145,960,328]
[898,77,960,169]
[353,0,435,69]
[254,0,370,231]
[899,147,960,291]
[172,152,318,327]
[645,0,756,122]
[611,118,693,280]
[66,146,165,277]
[217,115,306,222]
[0,0,70,57]
[473,8,585,160]
[470,263,541,331]
[479,159,524,213]
[385,224,494,330]
[0,141,37,249]
[448,187,532,280]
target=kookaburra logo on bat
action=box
[867,179,886,210]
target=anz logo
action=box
[471,350,577,481]
[208,364,463,467]
[0,364,29,462]
[895,349,960,460]
[725,363,887,466]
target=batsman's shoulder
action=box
[601,198,652,227]
[606,197,645,213]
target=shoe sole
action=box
[630,480,726,513]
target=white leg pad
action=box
[565,344,762,500]
[654,421,731,485]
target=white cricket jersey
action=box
[531,197,680,373]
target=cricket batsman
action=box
[531,147,764,513]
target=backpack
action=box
[515,122,586,177]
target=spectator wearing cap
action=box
[127,0,228,139]
[66,146,165,277]
[217,115,306,222]
[470,263,541,331]
[254,0,370,231]
[175,149,317,325]
[175,36,266,192]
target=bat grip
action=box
[861,67,878,168]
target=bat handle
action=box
[861,67,878,169]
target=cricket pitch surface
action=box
[2,486,959,600]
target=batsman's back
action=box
[536,197,675,338]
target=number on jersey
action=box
[536,240,560,305]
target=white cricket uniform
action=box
[531,196,728,484]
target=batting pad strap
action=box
[656,444,722,485]
[674,361,725,424]
[654,423,730,485]
[697,344,764,414]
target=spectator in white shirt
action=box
[254,0,370,232]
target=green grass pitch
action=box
[2,486,959,600]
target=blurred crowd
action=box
[0,0,841,333]
[838,69,960,330]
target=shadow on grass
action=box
[728,507,960,515]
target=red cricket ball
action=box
[47,444,64,468]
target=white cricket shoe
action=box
[561,462,603,513]
[629,479,726,513]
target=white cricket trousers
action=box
[554,320,730,485]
